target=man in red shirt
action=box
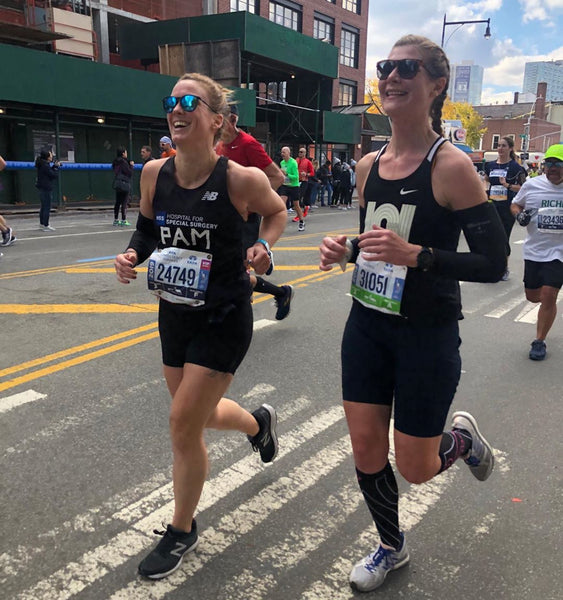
[216,104,293,320]
[296,147,315,218]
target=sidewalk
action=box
[0,200,133,216]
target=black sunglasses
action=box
[544,160,563,168]
[162,94,218,114]
[376,59,426,81]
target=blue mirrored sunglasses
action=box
[544,160,563,168]
[162,94,217,114]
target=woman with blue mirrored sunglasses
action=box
[162,94,218,114]
[114,72,287,582]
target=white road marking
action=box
[253,318,276,331]
[485,295,525,318]
[108,436,353,600]
[14,405,345,600]
[514,302,539,323]
[0,394,311,581]
[0,389,46,414]
[301,450,510,600]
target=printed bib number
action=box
[489,185,507,202]
[350,254,407,315]
[147,247,212,306]
[488,168,508,202]
[537,207,563,233]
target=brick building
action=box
[0,1,370,204]
[474,83,561,156]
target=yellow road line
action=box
[0,260,347,391]
[0,332,160,393]
[0,303,159,314]
[0,259,113,280]
[0,322,158,378]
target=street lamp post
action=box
[441,13,492,47]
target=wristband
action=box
[255,238,270,252]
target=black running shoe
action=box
[274,285,294,320]
[247,404,278,463]
[138,521,199,580]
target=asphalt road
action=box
[1,206,561,600]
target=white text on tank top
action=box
[350,202,416,315]
[147,210,219,305]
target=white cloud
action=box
[479,88,515,105]
[519,0,563,22]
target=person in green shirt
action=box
[280,146,305,231]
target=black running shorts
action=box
[278,185,299,202]
[341,301,462,438]
[524,259,563,290]
[158,298,253,374]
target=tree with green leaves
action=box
[442,99,487,148]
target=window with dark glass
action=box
[342,0,361,14]
[230,0,259,13]
[339,81,357,106]
[269,1,302,32]
[313,14,335,44]
[340,26,359,68]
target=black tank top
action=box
[153,156,250,309]
[363,137,462,323]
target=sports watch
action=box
[416,246,434,271]
[255,238,270,253]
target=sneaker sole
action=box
[452,411,494,481]
[261,403,279,462]
[138,537,199,580]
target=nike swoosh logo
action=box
[400,188,418,195]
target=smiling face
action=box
[379,45,446,119]
[166,79,224,148]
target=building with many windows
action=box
[0,1,369,205]
[523,60,563,102]
[447,61,483,105]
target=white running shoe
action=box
[452,411,494,481]
[349,533,409,592]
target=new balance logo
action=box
[399,188,418,196]
[170,542,187,557]
[201,191,219,201]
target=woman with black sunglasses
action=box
[320,35,507,593]
[114,72,287,580]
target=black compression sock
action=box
[437,429,472,473]
[254,276,284,297]
[356,463,401,549]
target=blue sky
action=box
[366,0,563,105]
